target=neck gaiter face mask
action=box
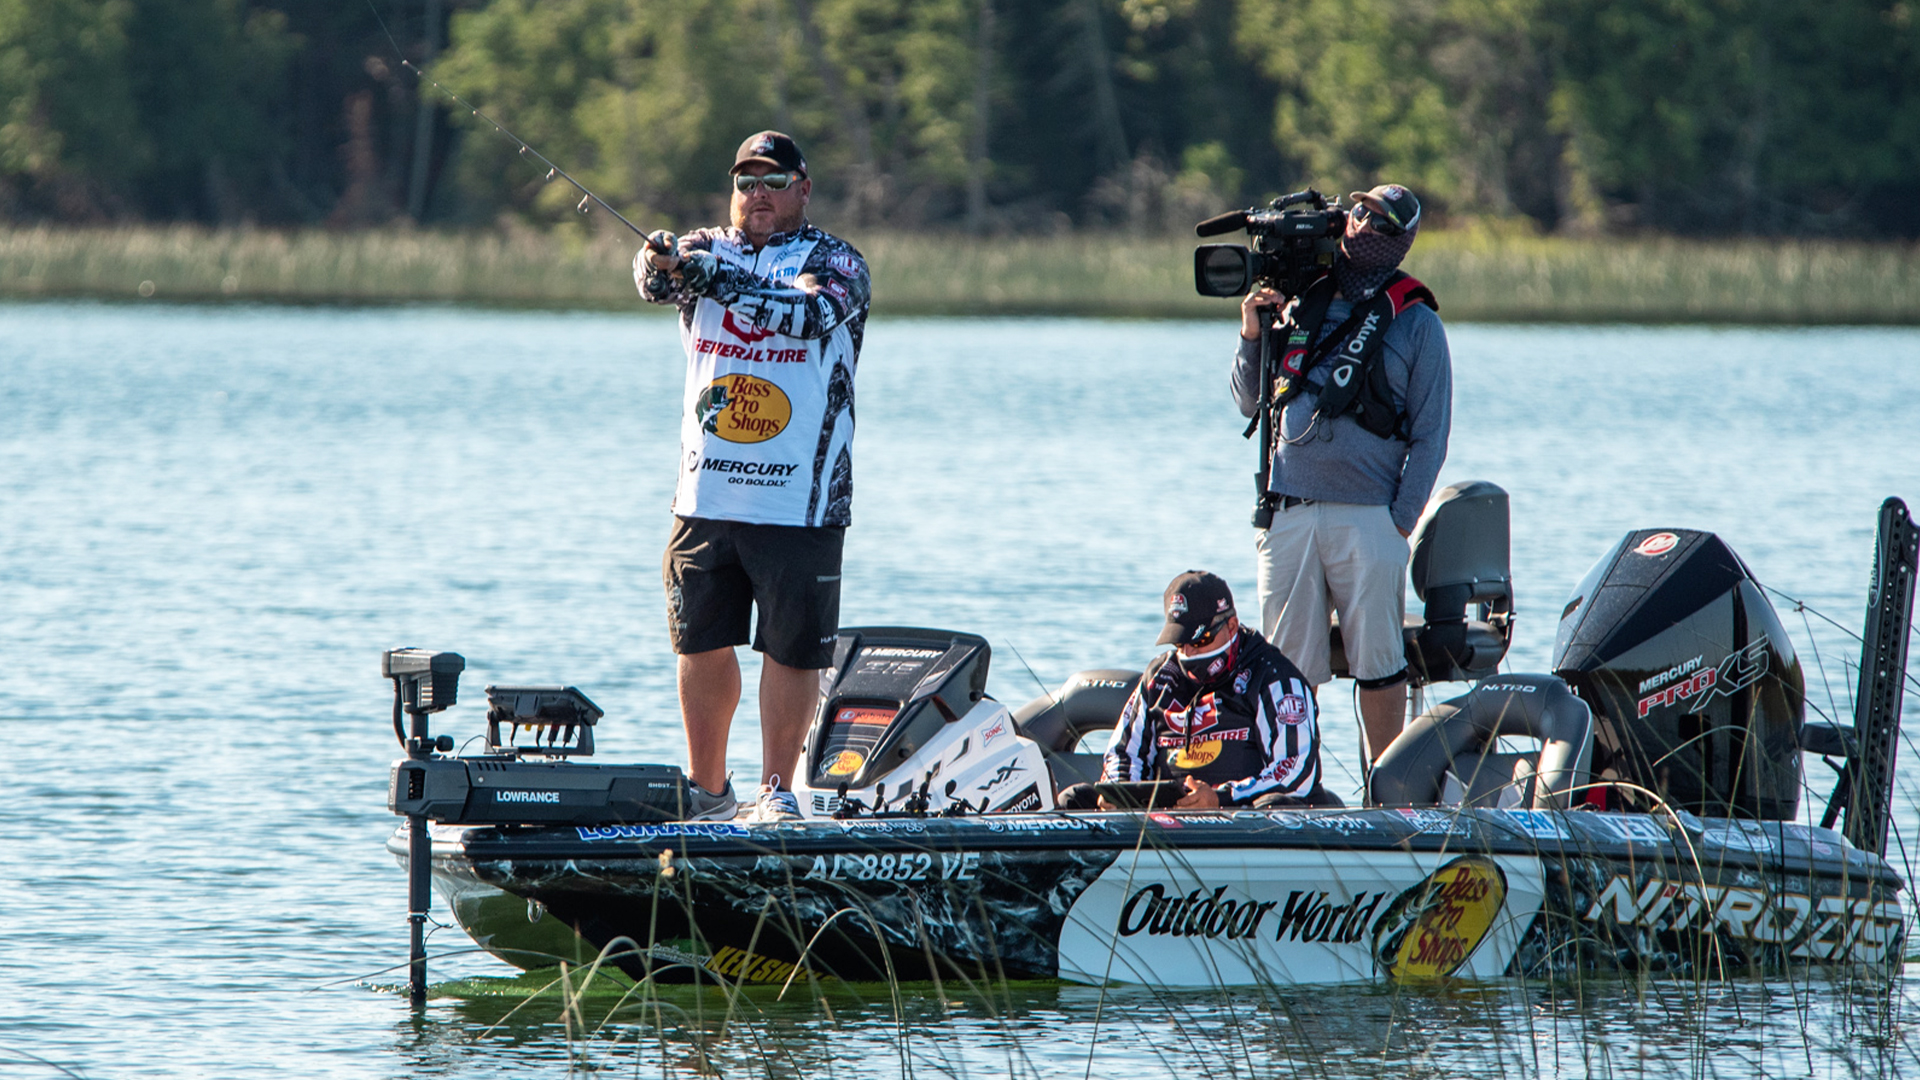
[1177,632,1236,684]
[1333,215,1417,301]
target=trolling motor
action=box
[382,648,690,1001]
[384,647,464,1005]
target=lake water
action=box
[2,301,1918,1078]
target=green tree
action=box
[1551,0,1920,233]
[434,0,786,229]
[0,0,144,217]
[1235,0,1572,226]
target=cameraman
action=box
[1229,184,1451,769]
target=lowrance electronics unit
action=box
[385,655,690,827]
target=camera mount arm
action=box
[1248,307,1278,529]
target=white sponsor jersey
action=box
[645,224,870,527]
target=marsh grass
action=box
[420,944,1917,1079]
[401,800,1918,1080]
[4,224,1919,323]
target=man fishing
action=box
[635,131,872,822]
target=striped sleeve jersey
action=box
[1103,627,1321,804]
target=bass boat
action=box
[384,487,1917,990]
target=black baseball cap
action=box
[1348,183,1421,234]
[730,131,808,177]
[1156,571,1237,646]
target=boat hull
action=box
[406,806,1906,988]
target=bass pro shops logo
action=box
[1372,855,1509,978]
[697,374,791,443]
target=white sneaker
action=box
[685,779,738,821]
[750,777,803,822]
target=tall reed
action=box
[3,224,1917,323]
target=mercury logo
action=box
[496,790,562,804]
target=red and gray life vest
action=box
[1272,270,1437,441]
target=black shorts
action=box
[662,516,844,669]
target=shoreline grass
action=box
[3,223,1918,323]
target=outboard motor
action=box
[791,627,1057,817]
[1552,529,1805,820]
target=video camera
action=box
[1193,188,1347,299]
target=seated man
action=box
[1064,571,1323,809]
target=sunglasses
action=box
[733,172,801,194]
[1180,623,1226,651]
[1353,203,1407,237]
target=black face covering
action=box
[1177,633,1237,685]
[1333,213,1417,301]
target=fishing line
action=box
[364,0,661,246]
[1003,641,1057,705]
[366,0,817,303]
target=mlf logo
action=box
[698,374,791,443]
[1276,694,1309,725]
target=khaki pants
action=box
[1255,500,1408,686]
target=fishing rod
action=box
[366,0,668,253]
[368,1,809,300]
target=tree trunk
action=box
[1076,0,1128,175]
[966,0,994,233]
[788,0,880,224]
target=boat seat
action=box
[1440,751,1537,809]
[1370,674,1593,810]
[1013,669,1140,795]
[1047,752,1105,789]
[1327,480,1513,688]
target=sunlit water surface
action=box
[2,302,1917,1078]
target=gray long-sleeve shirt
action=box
[1231,297,1452,533]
